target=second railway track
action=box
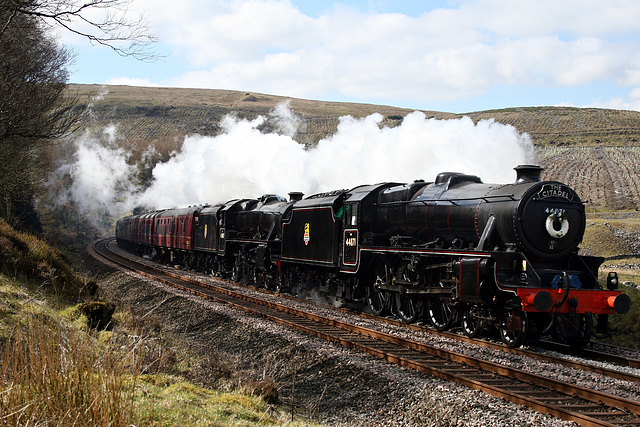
[92,238,640,426]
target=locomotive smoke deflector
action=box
[514,164,543,183]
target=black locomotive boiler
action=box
[116,165,631,347]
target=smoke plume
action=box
[48,125,138,230]
[48,101,536,233]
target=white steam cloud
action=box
[49,102,536,233]
[48,126,138,229]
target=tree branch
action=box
[4,0,159,61]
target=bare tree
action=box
[0,7,77,228]
[1,0,157,60]
[0,0,156,229]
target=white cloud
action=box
[146,0,317,65]
[71,0,640,110]
[105,77,160,87]
[460,0,640,37]
[592,87,640,112]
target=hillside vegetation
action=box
[69,84,640,148]
[68,84,640,212]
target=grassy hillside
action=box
[468,106,640,147]
[68,84,640,147]
[68,84,433,146]
[0,219,317,426]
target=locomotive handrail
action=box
[374,194,517,207]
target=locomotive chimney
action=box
[514,165,543,183]
[289,192,304,202]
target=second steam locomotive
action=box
[116,165,631,347]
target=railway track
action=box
[355,312,640,384]
[92,238,640,426]
[535,340,640,372]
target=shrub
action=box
[0,218,96,299]
[245,377,281,404]
[608,285,640,349]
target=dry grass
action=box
[581,215,640,256]
[469,106,640,146]
[0,307,311,426]
[0,313,134,426]
[582,222,631,257]
[0,217,320,426]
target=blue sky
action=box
[63,0,640,113]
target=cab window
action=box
[345,204,358,227]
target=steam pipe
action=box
[555,272,571,308]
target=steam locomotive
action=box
[116,165,631,347]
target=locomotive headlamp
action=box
[607,272,618,290]
[545,210,569,238]
[520,260,527,282]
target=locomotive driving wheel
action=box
[231,263,241,282]
[396,293,423,323]
[242,263,254,285]
[274,271,290,294]
[427,281,454,331]
[395,266,423,323]
[461,305,486,339]
[368,263,392,316]
[253,269,264,288]
[261,266,278,290]
[499,307,528,347]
